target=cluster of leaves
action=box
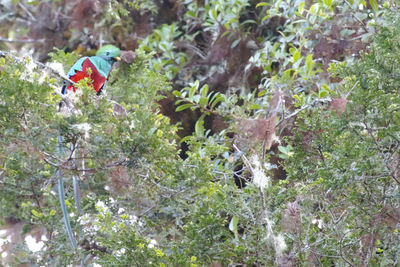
[283,15,400,264]
[0,49,275,265]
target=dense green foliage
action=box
[0,0,399,266]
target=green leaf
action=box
[298,1,305,14]
[370,0,378,12]
[278,145,294,159]
[195,115,205,136]
[323,0,332,7]
[293,50,300,62]
[278,145,287,154]
[340,29,356,37]
[210,94,224,108]
[305,54,314,73]
[256,2,270,7]
[199,96,208,107]
[31,209,40,217]
[180,136,191,143]
[309,3,319,14]
[229,216,239,239]
[193,94,201,104]
[262,15,271,22]
[229,216,238,231]
[242,19,256,25]
[200,84,209,98]
[189,80,199,100]
[319,90,328,98]
[258,90,266,97]
[249,104,261,109]
[176,103,193,112]
[231,39,241,49]
[172,90,182,97]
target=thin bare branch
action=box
[17,2,36,21]
[0,37,43,43]
[276,98,331,127]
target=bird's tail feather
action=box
[56,133,77,249]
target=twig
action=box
[345,81,358,99]
[233,144,255,175]
[42,149,127,172]
[0,37,43,43]
[138,205,157,217]
[18,2,36,21]
[361,228,376,267]
[343,0,368,33]
[339,232,355,267]
[276,98,331,127]
[30,180,42,210]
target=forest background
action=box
[0,0,399,266]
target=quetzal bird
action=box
[58,45,120,249]
[61,44,121,96]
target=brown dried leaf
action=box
[109,165,131,195]
[280,201,301,233]
[329,98,348,115]
[236,118,268,142]
[235,114,277,150]
[120,50,136,64]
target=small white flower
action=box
[312,219,324,229]
[129,215,138,223]
[129,120,135,130]
[147,239,157,248]
[0,231,11,247]
[41,234,48,242]
[47,62,66,77]
[95,200,109,212]
[78,214,91,225]
[25,235,45,252]
[118,208,125,214]
[115,248,126,256]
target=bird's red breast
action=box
[67,58,107,93]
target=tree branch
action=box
[0,37,43,43]
[0,50,75,85]
[276,98,331,127]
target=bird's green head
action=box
[96,45,121,63]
